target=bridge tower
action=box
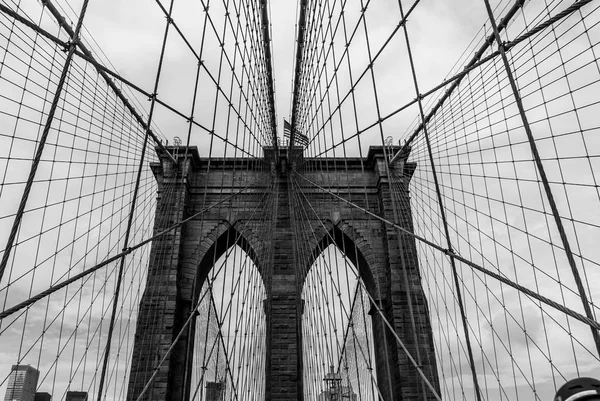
[126,145,439,401]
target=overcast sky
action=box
[1,0,600,400]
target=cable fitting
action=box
[443,248,456,256]
[70,35,82,47]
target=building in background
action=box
[64,392,87,401]
[317,366,357,401]
[33,393,51,401]
[205,381,225,401]
[4,365,39,401]
[317,386,357,401]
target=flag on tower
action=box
[283,119,292,138]
[283,118,309,147]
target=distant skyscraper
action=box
[33,393,51,401]
[65,392,87,401]
[205,381,225,401]
[4,365,39,401]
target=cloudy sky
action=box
[1,0,600,400]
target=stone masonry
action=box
[126,145,440,401]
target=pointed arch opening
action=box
[301,223,380,401]
[187,224,267,401]
[194,223,265,289]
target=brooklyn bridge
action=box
[0,0,599,400]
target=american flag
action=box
[283,118,309,147]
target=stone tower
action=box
[126,146,439,400]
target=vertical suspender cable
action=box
[0,0,91,281]
[481,0,600,357]
[289,0,308,152]
[389,0,526,165]
[259,0,279,150]
[40,0,177,164]
[96,1,177,399]
[394,1,483,399]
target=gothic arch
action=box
[301,219,405,400]
[129,146,439,401]
[192,219,266,298]
[182,219,268,401]
[302,219,379,299]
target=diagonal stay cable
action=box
[299,0,585,161]
[290,170,419,398]
[38,0,178,164]
[394,0,481,397]
[291,166,442,400]
[293,169,600,332]
[294,0,422,149]
[134,172,276,401]
[0,177,268,321]
[95,0,178,395]
[207,285,240,401]
[390,0,592,163]
[356,276,443,401]
[0,0,92,284]
[0,2,260,160]
[389,0,525,164]
[335,284,375,383]
[482,0,600,357]
[0,2,67,47]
